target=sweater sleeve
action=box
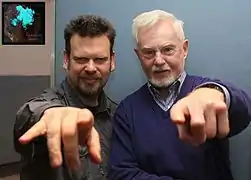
[108,102,174,180]
[214,80,251,137]
[194,77,251,137]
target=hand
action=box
[170,87,229,145]
[19,107,101,170]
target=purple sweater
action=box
[109,75,251,180]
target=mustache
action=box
[79,76,101,80]
[152,66,170,72]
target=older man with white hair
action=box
[108,10,251,180]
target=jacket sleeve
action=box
[108,102,174,180]
[13,88,65,180]
[195,78,251,137]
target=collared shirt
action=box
[148,72,187,111]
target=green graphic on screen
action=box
[10,5,35,29]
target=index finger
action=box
[19,118,46,144]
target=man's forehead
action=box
[71,46,109,57]
[137,20,179,47]
[141,42,175,49]
[138,33,178,48]
[70,35,110,56]
[70,34,109,47]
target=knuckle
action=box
[39,121,48,135]
[191,120,205,127]
[82,108,93,117]
[216,103,227,113]
[206,130,216,139]
[47,131,58,139]
[78,109,94,122]
[220,102,227,110]
[44,107,60,115]
[43,110,51,119]
[62,128,76,138]
[205,100,215,108]
[46,124,60,136]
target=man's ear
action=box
[183,39,189,60]
[133,48,139,56]
[134,48,140,58]
[110,51,116,72]
[63,50,69,70]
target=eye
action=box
[141,49,156,58]
[73,57,89,64]
[162,47,174,54]
[144,49,154,55]
[94,57,108,63]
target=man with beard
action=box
[14,14,117,180]
[108,10,251,180]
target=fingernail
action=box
[19,135,24,140]
[19,137,26,144]
[51,159,60,168]
[90,153,102,164]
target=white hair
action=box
[132,10,185,43]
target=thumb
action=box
[19,119,46,144]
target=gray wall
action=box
[55,1,251,180]
[0,76,50,164]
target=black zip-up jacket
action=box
[13,79,117,180]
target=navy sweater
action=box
[109,75,251,180]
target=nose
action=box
[154,51,165,66]
[85,60,97,73]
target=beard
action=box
[77,78,104,96]
[66,61,112,97]
[149,75,177,89]
[67,75,109,107]
[149,65,177,88]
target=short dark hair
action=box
[64,14,116,55]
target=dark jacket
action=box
[14,79,117,180]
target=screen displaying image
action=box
[2,2,45,45]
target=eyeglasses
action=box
[140,45,178,59]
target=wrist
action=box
[195,84,226,102]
